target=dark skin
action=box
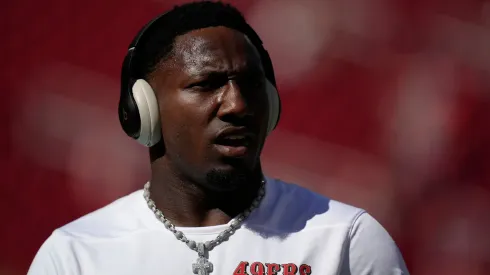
[147,26,270,227]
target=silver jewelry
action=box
[143,180,266,275]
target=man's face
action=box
[150,26,270,191]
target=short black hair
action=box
[131,1,272,83]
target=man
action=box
[28,1,409,274]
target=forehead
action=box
[170,26,263,76]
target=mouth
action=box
[213,127,256,158]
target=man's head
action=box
[121,1,279,192]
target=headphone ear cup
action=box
[265,80,280,134]
[131,79,162,147]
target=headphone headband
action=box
[130,12,169,49]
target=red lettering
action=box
[281,263,298,275]
[234,261,250,275]
[265,263,281,275]
[299,264,312,275]
[250,262,265,275]
[235,261,308,275]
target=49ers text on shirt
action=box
[233,261,312,275]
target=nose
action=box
[216,80,253,121]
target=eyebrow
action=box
[186,61,263,78]
[187,66,230,78]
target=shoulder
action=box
[252,177,365,232]
[261,178,409,273]
[268,177,365,224]
[346,212,409,274]
[56,189,151,240]
[27,230,79,275]
[28,189,153,274]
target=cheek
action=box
[160,107,195,146]
[159,94,213,153]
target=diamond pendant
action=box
[192,243,213,275]
[192,256,213,275]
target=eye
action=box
[187,74,228,91]
[188,80,211,89]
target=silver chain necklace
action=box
[143,180,266,275]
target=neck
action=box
[149,158,263,227]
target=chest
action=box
[69,229,348,275]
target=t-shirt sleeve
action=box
[27,233,68,275]
[346,211,409,275]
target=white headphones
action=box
[129,78,281,147]
[118,13,281,147]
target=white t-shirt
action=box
[28,178,409,275]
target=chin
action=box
[203,166,253,192]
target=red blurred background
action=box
[1,0,490,274]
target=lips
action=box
[215,135,251,147]
[213,127,256,157]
